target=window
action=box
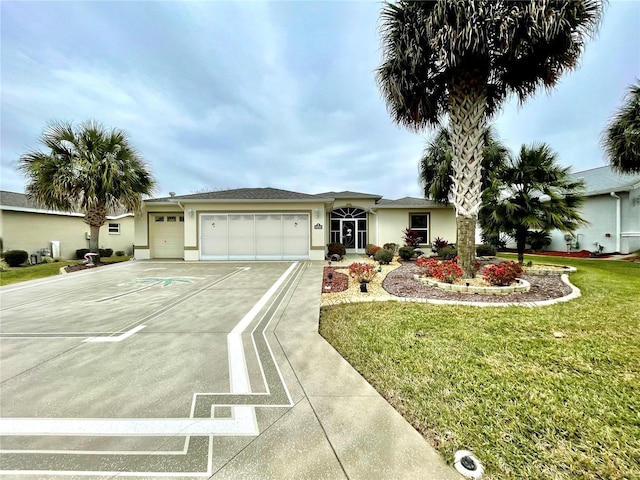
[410,213,429,244]
[155,216,165,222]
[108,223,120,234]
[167,216,177,222]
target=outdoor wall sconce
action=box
[314,208,319,218]
[188,209,194,218]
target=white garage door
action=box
[200,213,309,260]
[151,214,185,258]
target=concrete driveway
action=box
[0,260,460,479]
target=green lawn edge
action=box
[320,255,640,479]
[0,256,132,286]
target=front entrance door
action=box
[330,208,367,253]
[341,220,356,249]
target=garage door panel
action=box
[282,214,309,259]
[200,213,309,260]
[255,214,282,260]
[201,215,228,259]
[228,214,255,260]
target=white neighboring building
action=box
[548,166,640,254]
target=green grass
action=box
[320,255,640,479]
[0,256,132,286]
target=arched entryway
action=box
[330,207,367,253]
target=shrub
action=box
[76,249,90,260]
[431,236,449,252]
[383,243,398,254]
[374,248,393,264]
[402,228,421,247]
[476,244,497,256]
[115,251,125,257]
[367,245,382,257]
[398,246,415,261]
[40,256,55,264]
[483,261,523,286]
[0,259,9,272]
[327,242,346,256]
[348,262,377,283]
[438,246,457,260]
[99,248,113,258]
[3,250,28,267]
[527,231,551,251]
[417,258,463,283]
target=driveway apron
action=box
[0,260,460,479]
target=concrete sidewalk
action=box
[257,261,462,480]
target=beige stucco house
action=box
[135,188,456,261]
[0,191,135,260]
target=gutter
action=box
[610,192,621,252]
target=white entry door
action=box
[150,214,184,258]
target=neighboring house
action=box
[135,188,456,261]
[0,191,135,260]
[546,166,640,254]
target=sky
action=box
[1,1,639,200]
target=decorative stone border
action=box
[320,274,581,308]
[524,265,577,275]
[414,275,530,295]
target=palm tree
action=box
[419,126,508,205]
[479,144,587,264]
[602,80,640,173]
[376,0,603,277]
[18,120,155,256]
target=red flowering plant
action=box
[482,261,523,286]
[348,262,377,283]
[402,228,421,247]
[416,257,463,284]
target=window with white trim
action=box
[108,223,121,234]
[409,213,429,244]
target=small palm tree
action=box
[18,120,155,256]
[479,144,588,264]
[377,0,603,277]
[419,126,508,204]
[602,80,640,174]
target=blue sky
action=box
[1,1,638,200]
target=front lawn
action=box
[0,256,132,286]
[320,255,639,479]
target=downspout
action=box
[368,208,379,247]
[610,192,621,253]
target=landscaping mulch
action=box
[321,267,349,293]
[64,262,107,273]
[382,261,573,303]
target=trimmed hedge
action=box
[374,248,394,264]
[3,250,28,267]
[398,246,415,261]
[476,244,497,256]
[438,246,458,260]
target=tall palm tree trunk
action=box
[516,226,528,265]
[448,76,487,278]
[84,207,107,256]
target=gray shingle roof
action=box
[147,187,329,202]
[374,197,448,208]
[0,191,35,209]
[571,166,640,196]
[0,190,130,217]
[315,190,382,200]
